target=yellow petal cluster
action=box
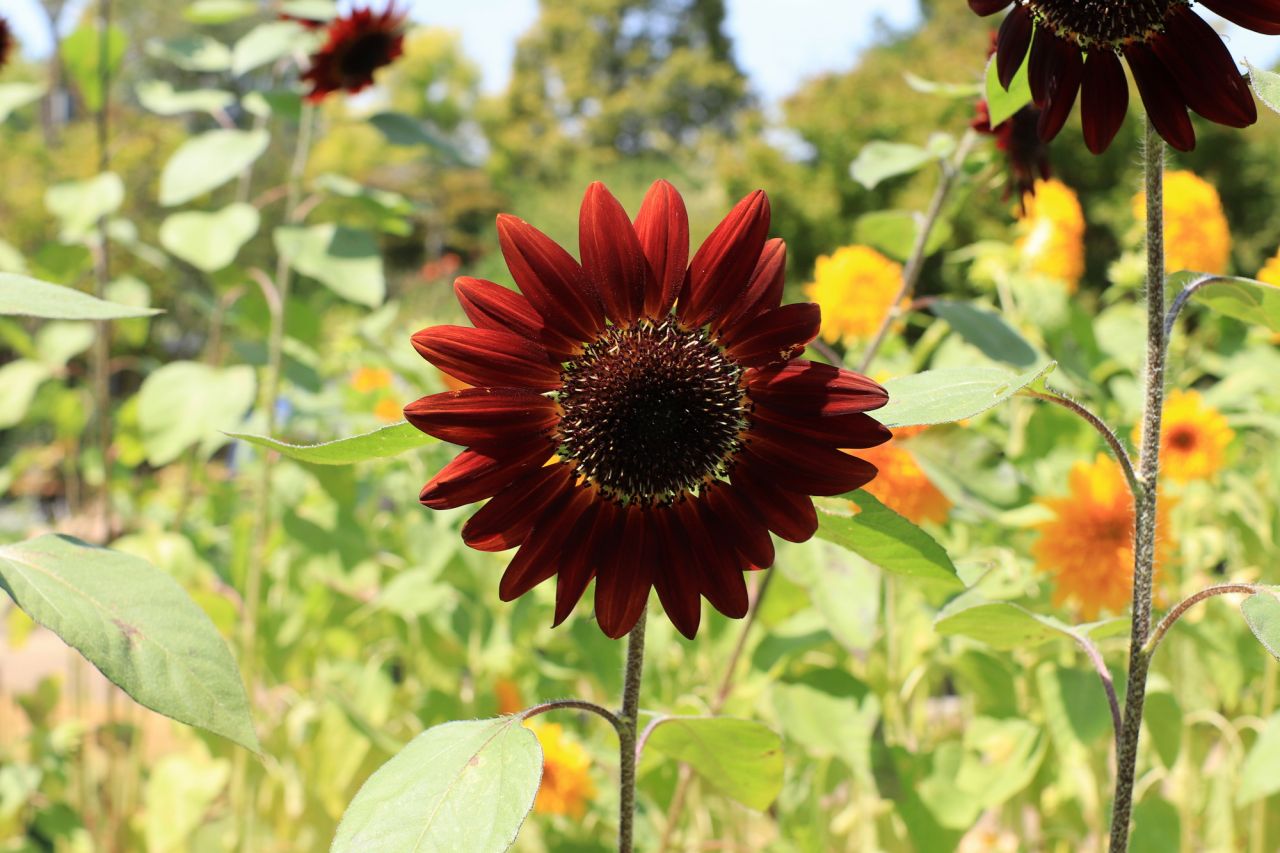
[1132,170,1230,274]
[351,366,393,394]
[527,722,595,819]
[1018,178,1085,291]
[804,245,903,343]
[857,427,950,525]
[1258,248,1280,287]
[1132,389,1233,483]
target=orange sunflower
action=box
[1133,389,1233,482]
[856,426,951,525]
[527,722,595,819]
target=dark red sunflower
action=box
[0,17,13,71]
[972,0,1280,153]
[973,100,1051,211]
[301,4,406,103]
[405,181,891,640]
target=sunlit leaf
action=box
[640,717,783,811]
[903,73,981,99]
[0,273,162,320]
[1241,591,1280,661]
[45,173,125,242]
[0,535,259,752]
[159,129,271,206]
[274,225,386,307]
[984,50,1031,126]
[1247,60,1280,116]
[136,81,235,116]
[853,209,952,261]
[1237,710,1280,806]
[1174,271,1280,334]
[184,0,260,24]
[159,204,261,272]
[332,717,541,852]
[875,362,1056,427]
[777,539,879,652]
[814,491,961,588]
[232,21,309,76]
[850,141,935,190]
[0,361,51,429]
[146,35,234,72]
[0,83,46,123]
[930,300,1040,369]
[934,596,1123,650]
[228,421,433,465]
[60,25,127,111]
[138,361,257,465]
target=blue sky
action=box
[6,0,1280,104]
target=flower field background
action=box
[1,1,1280,851]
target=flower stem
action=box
[91,0,113,541]
[617,607,648,853]
[1141,583,1262,659]
[1025,387,1139,499]
[1108,120,1168,853]
[521,699,622,731]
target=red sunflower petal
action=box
[1037,37,1084,143]
[652,507,703,639]
[724,302,821,368]
[580,182,651,327]
[677,190,771,329]
[969,0,1011,15]
[454,277,579,360]
[996,5,1033,90]
[1081,49,1130,154]
[704,481,775,569]
[411,326,561,390]
[730,462,819,544]
[674,498,749,619]
[743,425,879,496]
[1028,25,1054,106]
[419,438,556,510]
[746,360,888,417]
[553,499,620,627]
[498,484,596,600]
[750,403,892,449]
[1198,0,1280,34]
[715,237,787,337]
[1152,9,1256,128]
[1124,42,1196,152]
[497,214,604,341]
[461,462,574,552]
[594,505,655,639]
[634,179,690,318]
[404,388,560,446]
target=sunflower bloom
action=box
[527,722,595,819]
[1258,249,1280,287]
[1032,454,1172,620]
[804,245,904,343]
[970,0,1278,152]
[1133,171,1230,275]
[495,678,524,715]
[1133,389,1233,482]
[974,100,1051,210]
[351,366,393,394]
[0,17,12,70]
[856,429,950,525]
[1018,178,1084,290]
[405,181,891,638]
[302,4,407,102]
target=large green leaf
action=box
[930,300,1040,369]
[184,0,260,23]
[1241,591,1280,661]
[274,225,386,307]
[875,362,1056,427]
[771,676,879,782]
[1177,272,1280,334]
[934,596,1124,650]
[0,274,161,320]
[159,204,261,272]
[1247,60,1280,116]
[0,361,51,429]
[159,129,271,206]
[984,51,1031,126]
[640,717,783,810]
[1238,711,1280,806]
[228,421,433,465]
[849,141,935,190]
[138,361,257,465]
[368,112,463,160]
[777,539,879,652]
[45,173,125,242]
[332,717,541,852]
[0,535,258,752]
[136,81,235,116]
[814,491,961,588]
[61,25,127,111]
[853,210,952,262]
[146,35,234,72]
[0,83,47,123]
[231,21,308,76]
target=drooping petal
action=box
[1152,8,1256,128]
[553,499,619,627]
[750,403,893,449]
[580,182,650,327]
[724,302,821,368]
[461,462,574,552]
[677,190,771,329]
[969,0,1010,15]
[674,498,749,619]
[1027,25,1055,106]
[1125,42,1196,151]
[996,5,1033,90]
[498,484,596,600]
[1036,37,1084,143]
[743,425,879,496]
[404,388,560,446]
[1198,0,1280,34]
[715,237,787,337]
[1081,49,1129,154]
[704,481,775,569]
[652,507,702,639]
[454,277,579,359]
[730,462,819,544]
[746,360,888,417]
[594,505,655,638]
[634,179,690,318]
[419,438,556,509]
[497,214,604,341]
[411,325,561,390]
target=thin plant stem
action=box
[1108,120,1167,853]
[1141,584,1262,659]
[617,608,648,853]
[521,699,622,731]
[91,0,113,540]
[1070,631,1122,747]
[857,130,977,373]
[1025,388,1139,498]
[1163,274,1228,341]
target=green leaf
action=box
[1241,592,1280,661]
[159,129,271,207]
[777,539,879,652]
[1237,710,1280,806]
[934,596,1123,650]
[1036,665,1111,753]
[850,141,935,190]
[138,362,257,465]
[45,173,125,242]
[984,51,1031,126]
[184,0,260,24]
[930,300,1040,369]
[280,0,338,19]
[0,535,258,752]
[0,83,47,123]
[136,81,235,116]
[0,361,51,429]
[146,35,233,72]
[640,717,783,811]
[231,21,308,76]
[332,717,541,852]
[0,273,162,320]
[243,90,304,120]
[1176,272,1280,334]
[1144,690,1182,769]
[274,225,386,307]
[1246,60,1280,116]
[228,421,433,465]
[369,112,462,160]
[902,73,982,99]
[875,362,1056,427]
[771,676,880,782]
[159,204,261,272]
[1132,797,1181,853]
[61,25,127,111]
[813,491,961,588]
[853,210,952,262]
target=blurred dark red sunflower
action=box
[0,17,13,70]
[301,4,406,102]
[971,0,1280,152]
[973,99,1051,211]
[405,181,890,639]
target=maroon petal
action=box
[634,179,689,318]
[1124,43,1196,152]
[996,5,1033,90]
[704,481,775,569]
[725,302,821,368]
[595,506,655,638]
[730,462,819,544]
[498,484,595,600]
[411,326,561,390]
[1152,9,1256,128]
[454,277,579,360]
[419,438,555,509]
[1037,37,1084,143]
[404,388,560,446]
[554,499,619,627]
[751,403,892,449]
[497,214,603,341]
[1081,49,1129,154]
[674,499,749,619]
[1198,0,1280,34]
[968,0,1010,14]
[1027,26,1055,106]
[652,507,702,639]
[747,360,888,417]
[461,463,573,552]
[715,238,786,337]
[744,425,879,496]
[580,182,650,327]
[677,190,771,329]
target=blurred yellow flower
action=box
[1132,389,1233,483]
[374,399,403,423]
[495,678,524,715]
[804,245,903,342]
[351,366,393,394]
[1259,248,1280,286]
[1032,455,1172,620]
[1132,171,1230,274]
[856,429,950,525]
[1018,178,1085,291]
[527,722,595,819]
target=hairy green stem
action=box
[91,0,113,540]
[1142,584,1263,659]
[1108,120,1167,853]
[617,608,648,853]
[1025,388,1139,498]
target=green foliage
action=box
[876,362,1056,426]
[230,422,433,465]
[1242,592,1280,661]
[641,717,784,810]
[0,274,161,319]
[814,491,961,587]
[137,361,256,465]
[159,128,271,206]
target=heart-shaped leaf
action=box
[159,204,261,272]
[159,129,270,206]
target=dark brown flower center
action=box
[1025,0,1184,48]
[338,32,396,81]
[1169,427,1197,450]
[557,319,747,504]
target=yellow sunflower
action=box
[351,366,393,394]
[527,722,595,819]
[1258,248,1280,287]
[1132,170,1230,275]
[1018,178,1085,291]
[1032,454,1172,620]
[804,245,904,343]
[1132,389,1233,483]
[856,427,950,525]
